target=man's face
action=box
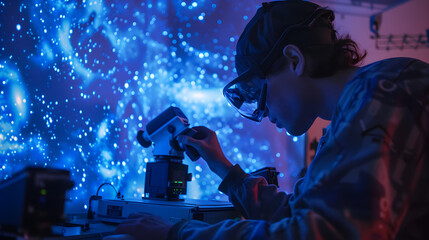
[265,59,319,136]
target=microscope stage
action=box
[97,198,241,224]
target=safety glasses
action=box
[223,67,268,122]
[223,6,333,122]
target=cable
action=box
[96,183,119,197]
[87,183,122,219]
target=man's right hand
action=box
[178,126,233,179]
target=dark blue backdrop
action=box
[0,0,305,213]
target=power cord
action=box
[87,183,122,219]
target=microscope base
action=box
[96,198,241,224]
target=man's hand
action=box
[114,213,173,240]
[178,126,233,179]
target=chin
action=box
[286,129,306,136]
[286,118,316,136]
[285,124,309,136]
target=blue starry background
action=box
[0,0,305,213]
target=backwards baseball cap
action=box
[223,0,335,122]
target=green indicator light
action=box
[41,189,47,195]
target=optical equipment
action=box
[136,106,201,200]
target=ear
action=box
[282,44,305,76]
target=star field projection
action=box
[0,0,305,212]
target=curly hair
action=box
[302,32,367,77]
[268,14,367,78]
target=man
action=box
[115,1,429,239]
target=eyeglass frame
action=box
[223,6,334,122]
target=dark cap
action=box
[235,0,335,76]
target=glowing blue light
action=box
[1,0,304,213]
[98,122,108,139]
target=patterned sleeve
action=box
[168,59,429,240]
[218,164,293,221]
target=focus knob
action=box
[137,130,152,148]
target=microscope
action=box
[136,106,201,200]
[96,106,240,224]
